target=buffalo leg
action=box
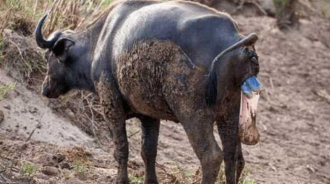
[162,47,223,183]
[217,109,243,184]
[181,114,223,184]
[98,72,129,184]
[168,103,222,184]
[138,116,160,184]
[236,143,245,183]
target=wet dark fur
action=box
[36,1,260,184]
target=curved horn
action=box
[35,14,61,49]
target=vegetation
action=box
[241,179,257,184]
[74,162,87,175]
[20,161,36,176]
[273,0,299,30]
[215,165,256,184]
[0,82,16,100]
[0,34,3,64]
[0,0,111,37]
[129,174,145,184]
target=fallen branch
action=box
[0,173,7,182]
[314,89,330,104]
[25,123,42,142]
[128,130,140,139]
[235,0,268,16]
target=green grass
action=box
[129,174,145,184]
[241,178,258,184]
[101,0,114,7]
[215,165,257,184]
[273,0,289,7]
[216,164,226,183]
[0,83,16,100]
[74,162,87,175]
[20,161,36,176]
[321,7,330,18]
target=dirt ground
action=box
[1,2,330,184]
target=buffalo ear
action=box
[52,38,75,63]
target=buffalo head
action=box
[35,14,91,98]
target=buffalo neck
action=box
[71,15,109,93]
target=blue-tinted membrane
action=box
[241,76,261,98]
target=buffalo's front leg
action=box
[98,73,129,184]
[138,116,160,184]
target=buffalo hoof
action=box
[115,179,129,184]
[115,175,129,184]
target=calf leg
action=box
[98,73,129,184]
[138,116,160,184]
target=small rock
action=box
[20,143,28,151]
[0,110,4,124]
[65,109,75,119]
[4,105,10,109]
[60,162,71,170]
[41,166,59,176]
[28,106,38,114]
[261,0,275,16]
[268,106,279,113]
[52,154,65,163]
[306,165,315,173]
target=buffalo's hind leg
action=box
[181,111,223,184]
[217,104,244,184]
[168,101,223,184]
[98,72,129,184]
[138,116,160,184]
[236,143,245,183]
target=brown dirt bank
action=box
[1,5,330,184]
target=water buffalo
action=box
[35,0,261,183]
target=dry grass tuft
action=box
[0,29,45,84]
[0,0,114,143]
[49,91,111,144]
